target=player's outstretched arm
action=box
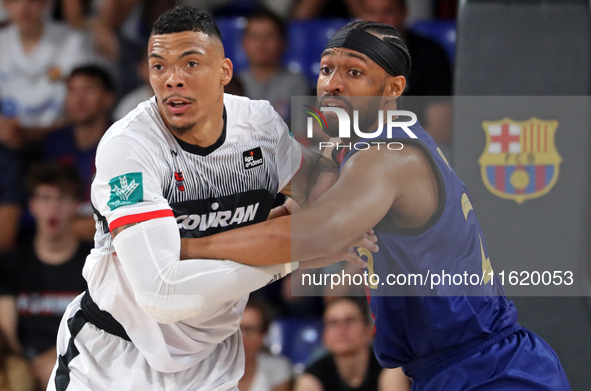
[111,217,296,324]
[180,145,421,265]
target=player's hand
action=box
[349,229,378,251]
[300,231,378,269]
[300,247,367,269]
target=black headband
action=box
[324,28,410,78]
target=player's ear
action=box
[386,75,406,98]
[221,57,233,86]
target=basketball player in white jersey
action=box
[47,6,373,391]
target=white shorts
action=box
[47,294,242,391]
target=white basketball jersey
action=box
[85,94,301,375]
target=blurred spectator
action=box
[359,0,453,156]
[239,10,310,125]
[291,0,360,19]
[360,0,452,96]
[239,297,293,391]
[0,162,90,389]
[0,0,96,148]
[51,0,96,29]
[295,298,410,391]
[113,52,152,121]
[42,65,114,241]
[0,329,36,391]
[0,144,23,253]
[92,0,174,96]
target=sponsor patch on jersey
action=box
[242,147,263,170]
[171,189,275,238]
[174,171,186,191]
[107,172,143,210]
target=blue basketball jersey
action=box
[337,120,518,369]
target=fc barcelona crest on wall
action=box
[478,118,561,204]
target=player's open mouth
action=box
[167,100,191,114]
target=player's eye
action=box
[187,61,198,68]
[320,66,332,75]
[153,64,163,71]
[349,69,362,77]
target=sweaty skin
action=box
[179,44,439,266]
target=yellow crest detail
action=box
[357,247,378,289]
[479,235,493,284]
[461,193,473,221]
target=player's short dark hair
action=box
[26,162,83,201]
[69,65,115,92]
[152,5,222,41]
[342,20,412,76]
[245,297,273,334]
[325,297,372,325]
[245,9,287,40]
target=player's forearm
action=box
[181,216,292,265]
[181,208,350,265]
[113,217,292,323]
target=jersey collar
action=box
[172,105,227,156]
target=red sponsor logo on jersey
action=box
[174,172,186,192]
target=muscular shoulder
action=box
[344,142,430,184]
[346,142,440,226]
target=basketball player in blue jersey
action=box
[181,21,571,390]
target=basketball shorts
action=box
[402,324,571,390]
[47,293,243,391]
